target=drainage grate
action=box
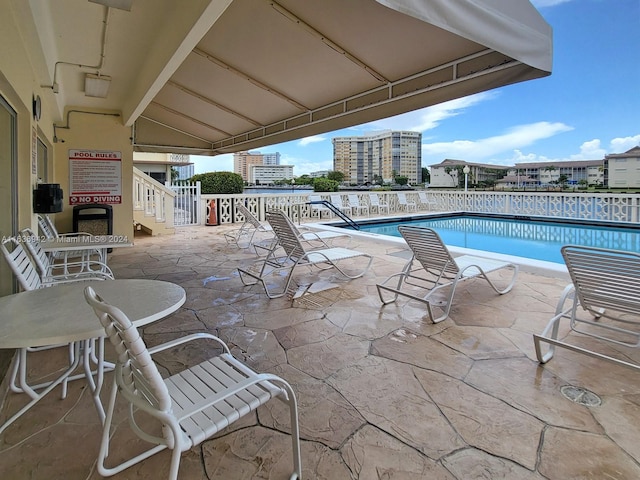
[560,385,602,407]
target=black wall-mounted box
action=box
[33,183,63,213]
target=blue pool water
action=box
[354,215,640,264]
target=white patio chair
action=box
[3,234,114,289]
[397,192,417,212]
[0,235,112,397]
[20,228,113,277]
[223,202,274,249]
[37,214,105,264]
[347,194,369,216]
[377,226,518,323]
[308,195,333,219]
[368,193,389,214]
[330,194,353,216]
[84,286,302,480]
[417,192,436,211]
[534,245,640,370]
[238,210,372,299]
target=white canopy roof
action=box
[25,0,552,156]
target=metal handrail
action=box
[307,201,360,230]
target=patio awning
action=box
[133,0,551,155]
[26,0,550,156]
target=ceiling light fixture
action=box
[84,73,112,98]
[88,0,133,11]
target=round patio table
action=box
[0,279,186,434]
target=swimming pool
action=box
[340,213,640,264]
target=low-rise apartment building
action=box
[249,164,293,185]
[427,153,640,188]
[429,159,509,188]
[605,146,640,188]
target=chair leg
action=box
[376,273,405,304]
[168,446,183,480]
[534,285,576,363]
[97,378,168,477]
[287,389,302,479]
[273,378,302,479]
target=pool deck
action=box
[1,223,639,479]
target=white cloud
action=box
[298,135,326,146]
[192,153,233,174]
[422,121,573,164]
[351,91,498,134]
[280,153,332,176]
[530,0,573,7]
[493,132,640,166]
[293,159,334,176]
[570,139,606,160]
[610,134,640,153]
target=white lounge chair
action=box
[368,193,389,214]
[534,245,640,371]
[223,202,273,248]
[309,194,333,219]
[348,194,369,216]
[84,286,302,480]
[330,194,353,216]
[377,226,518,323]
[238,210,372,299]
[255,221,353,256]
[417,192,436,211]
[397,192,417,212]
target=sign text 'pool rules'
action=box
[69,149,122,205]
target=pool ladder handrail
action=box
[307,200,360,230]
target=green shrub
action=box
[313,178,339,192]
[191,171,243,194]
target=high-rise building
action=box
[233,151,281,181]
[332,131,422,185]
[262,152,281,166]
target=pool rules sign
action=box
[69,149,122,205]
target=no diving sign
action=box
[69,149,122,205]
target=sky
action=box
[192,0,640,176]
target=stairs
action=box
[133,167,176,235]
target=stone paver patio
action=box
[1,224,639,479]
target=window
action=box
[37,137,48,182]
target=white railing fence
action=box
[168,181,201,226]
[199,191,640,226]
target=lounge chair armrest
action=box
[147,332,231,355]
[555,283,576,315]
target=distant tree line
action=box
[191,168,432,193]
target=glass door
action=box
[0,95,17,296]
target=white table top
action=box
[0,279,185,348]
[40,237,133,251]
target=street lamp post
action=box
[291,177,295,193]
[463,165,470,192]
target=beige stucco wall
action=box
[0,0,53,233]
[0,0,54,297]
[0,0,133,241]
[607,157,640,189]
[52,110,134,238]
